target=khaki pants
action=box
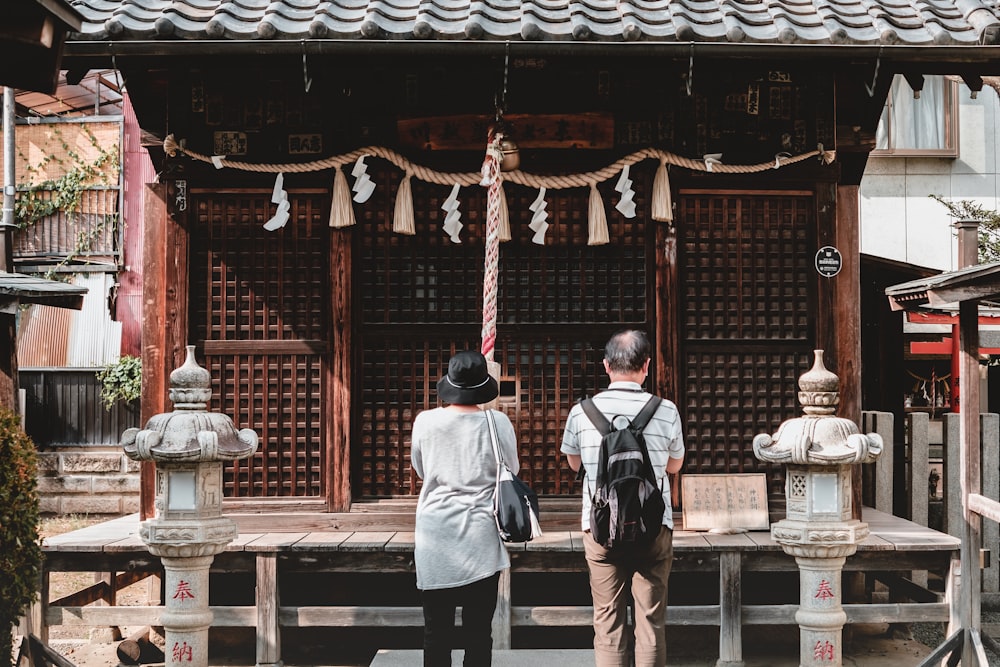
[583,528,674,667]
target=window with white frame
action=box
[873,74,958,156]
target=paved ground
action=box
[369,626,934,666]
[49,624,942,666]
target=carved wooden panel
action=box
[678,191,814,496]
[190,190,329,498]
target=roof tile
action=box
[67,0,1000,44]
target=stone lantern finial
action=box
[121,345,258,463]
[753,350,882,467]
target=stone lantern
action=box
[753,350,882,667]
[121,345,258,667]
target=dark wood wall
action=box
[132,57,856,510]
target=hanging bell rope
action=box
[481,132,504,362]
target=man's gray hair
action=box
[604,330,651,374]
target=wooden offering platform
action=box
[40,506,959,667]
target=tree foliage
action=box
[930,194,1000,262]
[0,409,42,667]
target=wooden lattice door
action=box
[356,165,655,499]
[190,189,329,499]
[677,190,816,496]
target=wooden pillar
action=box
[140,182,189,519]
[654,221,680,404]
[656,222,682,506]
[817,183,862,520]
[955,219,982,666]
[141,184,167,519]
[329,227,352,512]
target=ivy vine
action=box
[96,354,142,410]
[14,124,120,280]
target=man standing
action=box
[561,329,685,667]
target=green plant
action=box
[930,195,1000,262]
[96,355,142,410]
[0,409,42,667]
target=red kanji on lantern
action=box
[813,640,835,661]
[172,642,193,662]
[814,579,835,600]
[173,580,196,601]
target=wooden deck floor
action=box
[39,507,961,667]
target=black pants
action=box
[420,572,501,667]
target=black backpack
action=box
[581,395,665,550]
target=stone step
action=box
[369,649,595,666]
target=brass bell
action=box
[498,136,520,172]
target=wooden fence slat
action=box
[862,411,895,514]
[256,553,280,667]
[981,414,999,594]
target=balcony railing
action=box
[13,186,121,263]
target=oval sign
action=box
[815,246,843,278]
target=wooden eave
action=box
[0,272,87,313]
[32,0,84,31]
[885,261,1000,311]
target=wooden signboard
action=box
[681,473,770,532]
[397,112,614,151]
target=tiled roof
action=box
[67,0,1000,45]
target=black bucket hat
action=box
[437,350,499,405]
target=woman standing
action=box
[411,350,519,667]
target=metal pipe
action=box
[1,87,15,274]
[2,87,14,231]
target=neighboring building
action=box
[862,75,1000,272]
[2,73,151,515]
[859,75,1000,517]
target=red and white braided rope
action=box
[480,136,503,362]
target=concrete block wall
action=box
[37,447,141,516]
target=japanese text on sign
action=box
[681,473,769,531]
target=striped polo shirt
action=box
[561,381,685,531]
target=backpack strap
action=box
[580,397,611,436]
[629,396,663,432]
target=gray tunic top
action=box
[412,407,519,590]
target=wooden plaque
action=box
[681,473,769,532]
[396,112,614,151]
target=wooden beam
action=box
[967,493,1000,525]
[203,340,330,355]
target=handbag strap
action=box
[485,409,504,466]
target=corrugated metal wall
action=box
[18,273,122,367]
[68,273,122,366]
[20,368,140,446]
